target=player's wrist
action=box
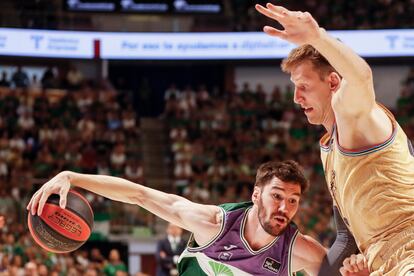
[60,170,70,178]
[60,171,75,186]
[309,27,326,47]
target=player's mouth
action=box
[274,216,287,225]
[303,107,313,114]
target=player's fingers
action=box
[343,257,356,273]
[339,266,350,276]
[266,3,290,15]
[303,12,313,22]
[59,185,70,209]
[290,11,306,20]
[263,26,287,39]
[349,253,357,264]
[37,190,51,216]
[29,190,42,215]
[255,4,286,22]
[356,254,365,271]
[343,256,351,267]
[27,189,40,210]
[349,254,359,272]
[26,191,35,210]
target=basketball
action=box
[27,190,94,253]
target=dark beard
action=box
[260,219,287,236]
[257,197,289,236]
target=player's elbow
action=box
[357,64,373,85]
[171,199,188,216]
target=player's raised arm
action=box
[26,171,222,245]
[255,3,375,115]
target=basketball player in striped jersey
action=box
[28,160,327,275]
[256,3,414,276]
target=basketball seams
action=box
[64,205,94,230]
[67,191,94,229]
[69,190,94,219]
[28,213,83,253]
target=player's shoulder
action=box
[293,233,327,256]
[291,233,327,274]
[219,201,253,212]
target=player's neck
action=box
[322,116,336,135]
[244,207,277,250]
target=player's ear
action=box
[252,186,261,203]
[328,71,341,92]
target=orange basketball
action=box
[27,190,94,253]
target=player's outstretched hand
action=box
[255,3,321,46]
[26,172,71,216]
[0,216,4,228]
[340,254,370,276]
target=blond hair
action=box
[281,44,338,80]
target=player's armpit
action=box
[170,199,223,245]
[292,233,327,276]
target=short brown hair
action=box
[255,160,309,193]
[281,44,338,80]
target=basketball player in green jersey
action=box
[256,3,414,276]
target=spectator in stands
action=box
[179,85,196,115]
[110,143,126,175]
[124,159,144,183]
[41,66,59,89]
[38,264,48,276]
[9,255,25,275]
[24,261,38,276]
[155,223,187,276]
[134,273,150,276]
[164,83,181,101]
[84,267,99,276]
[0,71,10,87]
[90,248,106,271]
[66,65,84,90]
[11,66,29,88]
[17,110,35,131]
[121,107,137,131]
[103,249,127,276]
[29,75,42,91]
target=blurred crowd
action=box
[0,65,84,91]
[228,0,414,31]
[3,0,414,31]
[0,65,148,235]
[0,65,149,274]
[0,230,131,276]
